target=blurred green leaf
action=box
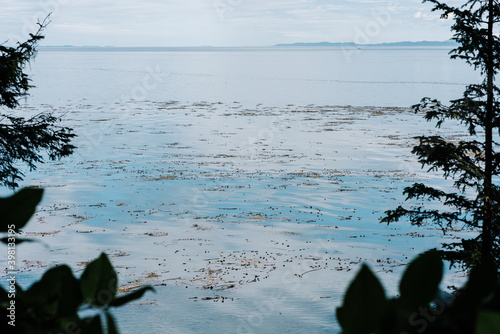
[399,249,443,309]
[105,312,119,334]
[1,237,36,245]
[0,187,43,231]
[0,286,8,308]
[24,265,82,319]
[80,253,117,306]
[336,264,387,334]
[476,311,500,334]
[455,260,497,311]
[79,315,103,334]
[109,285,155,308]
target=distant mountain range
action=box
[274,41,458,47]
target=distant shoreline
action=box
[274,40,457,47]
[39,42,457,52]
[39,40,457,50]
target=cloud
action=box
[413,10,441,21]
[0,0,453,46]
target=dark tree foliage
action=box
[337,249,500,333]
[0,15,75,189]
[382,0,500,269]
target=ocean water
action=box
[3,47,481,333]
[28,46,480,107]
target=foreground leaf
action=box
[336,264,387,334]
[80,253,118,306]
[0,187,43,231]
[455,259,497,311]
[78,315,103,334]
[399,249,443,309]
[109,286,155,308]
[0,286,8,308]
[476,311,500,334]
[105,312,119,334]
[24,265,82,319]
[0,237,36,245]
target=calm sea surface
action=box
[29,46,480,107]
[3,47,481,333]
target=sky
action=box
[1,0,457,47]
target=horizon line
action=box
[39,40,454,49]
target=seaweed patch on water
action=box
[4,101,472,304]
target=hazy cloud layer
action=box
[1,0,454,46]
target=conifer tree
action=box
[382,0,500,268]
[0,15,75,189]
